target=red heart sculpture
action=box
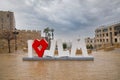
[32,39,48,57]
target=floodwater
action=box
[0,49,120,80]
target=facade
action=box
[0,11,15,31]
[17,30,41,50]
[0,29,41,53]
[85,23,120,49]
[0,11,41,53]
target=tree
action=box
[47,33,51,40]
[63,43,67,50]
[43,27,55,49]
[43,27,55,40]
[43,27,50,38]
[43,27,50,42]
[86,45,90,49]
[86,44,93,49]
[43,27,51,49]
[51,28,54,40]
[0,30,14,53]
[90,44,93,49]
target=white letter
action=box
[28,40,33,58]
[57,39,69,57]
[71,38,89,57]
[44,40,56,57]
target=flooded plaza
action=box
[0,49,120,80]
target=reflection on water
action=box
[0,49,120,80]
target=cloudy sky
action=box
[0,0,120,40]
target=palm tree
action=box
[43,27,50,42]
[47,33,51,39]
[47,32,51,49]
[51,28,54,40]
[43,27,50,38]
[63,43,67,50]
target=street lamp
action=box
[13,28,19,51]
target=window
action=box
[110,27,112,31]
[97,35,99,37]
[115,38,117,43]
[106,33,108,36]
[103,28,108,32]
[100,39,102,42]
[91,40,92,43]
[114,32,117,36]
[114,26,120,30]
[96,29,101,33]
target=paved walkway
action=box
[0,49,120,80]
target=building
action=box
[0,29,41,53]
[0,11,15,31]
[85,23,120,49]
[0,11,41,53]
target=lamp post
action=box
[13,28,19,51]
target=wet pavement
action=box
[0,49,120,80]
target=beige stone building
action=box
[85,23,120,49]
[17,30,41,50]
[0,11,41,53]
[0,11,15,30]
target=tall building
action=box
[0,11,15,31]
[85,23,120,49]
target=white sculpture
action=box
[57,39,69,57]
[44,40,56,57]
[27,38,91,58]
[80,38,89,57]
[27,40,33,58]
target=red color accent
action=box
[32,39,48,57]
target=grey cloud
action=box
[0,0,120,40]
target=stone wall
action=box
[0,29,41,53]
